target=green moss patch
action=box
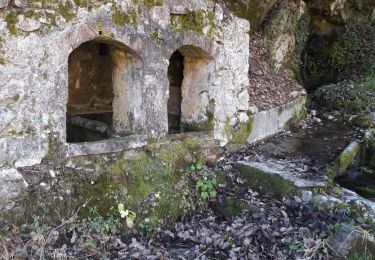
[232,117,254,144]
[2,137,209,233]
[58,1,75,21]
[171,10,215,37]
[144,0,163,9]
[5,11,19,36]
[112,5,138,28]
[328,142,360,178]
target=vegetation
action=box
[171,10,215,37]
[305,20,375,90]
[5,11,19,36]
[314,65,375,112]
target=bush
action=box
[314,64,375,113]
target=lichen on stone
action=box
[232,116,254,144]
[144,0,163,9]
[5,11,19,35]
[171,10,215,37]
[112,5,138,28]
[58,1,75,21]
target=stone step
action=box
[234,160,327,196]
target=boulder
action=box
[0,168,28,211]
[350,114,375,129]
[327,224,375,258]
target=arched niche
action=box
[66,38,141,143]
[167,45,215,134]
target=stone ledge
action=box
[235,160,326,196]
[66,134,148,157]
[247,96,307,144]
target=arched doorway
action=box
[167,45,213,134]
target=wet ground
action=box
[226,118,360,185]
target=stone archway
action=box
[168,45,214,134]
[66,38,141,143]
[167,45,214,133]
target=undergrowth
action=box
[314,64,375,113]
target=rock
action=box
[310,110,317,117]
[16,15,41,32]
[14,0,27,8]
[370,112,375,123]
[68,115,109,134]
[0,108,15,132]
[327,224,375,259]
[364,129,375,169]
[248,105,259,115]
[288,91,299,99]
[0,0,10,8]
[234,161,325,196]
[350,114,375,129]
[0,168,28,211]
[301,190,313,202]
[313,117,322,123]
[329,141,360,177]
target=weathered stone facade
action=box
[0,0,250,209]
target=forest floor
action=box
[1,114,372,260]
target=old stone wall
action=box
[0,0,250,208]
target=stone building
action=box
[0,0,254,209]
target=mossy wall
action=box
[0,136,217,233]
[224,0,277,32]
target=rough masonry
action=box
[0,0,250,210]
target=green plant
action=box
[360,167,375,176]
[138,218,154,234]
[118,203,136,228]
[84,215,120,233]
[196,173,217,201]
[225,235,235,246]
[284,238,303,250]
[183,161,203,173]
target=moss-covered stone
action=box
[232,117,254,144]
[224,0,277,32]
[235,163,297,196]
[112,5,138,28]
[5,11,19,36]
[171,10,215,37]
[350,115,374,129]
[1,136,209,233]
[328,141,360,177]
[144,0,163,9]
